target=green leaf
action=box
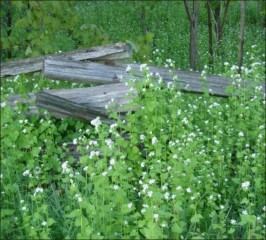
[86,204,96,216]
[171,223,182,234]
[191,213,203,223]
[126,40,140,52]
[75,214,88,227]
[145,32,154,43]
[1,209,15,217]
[47,218,56,226]
[67,209,80,218]
[240,198,249,204]
[121,203,134,214]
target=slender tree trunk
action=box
[207,1,213,70]
[219,0,230,42]
[214,4,221,42]
[209,0,230,63]
[6,0,12,59]
[184,0,199,71]
[237,1,246,74]
[140,4,147,35]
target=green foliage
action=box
[1,51,265,239]
[0,2,265,239]
[0,1,110,60]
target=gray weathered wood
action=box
[36,83,133,123]
[42,59,265,97]
[43,59,137,84]
[0,42,131,77]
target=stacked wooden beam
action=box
[1,42,265,123]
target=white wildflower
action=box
[241,181,250,191]
[140,134,145,140]
[91,117,101,132]
[113,185,119,190]
[34,187,43,196]
[21,206,27,211]
[149,179,155,184]
[186,188,191,193]
[105,139,113,149]
[242,210,248,215]
[140,63,148,72]
[230,219,236,225]
[161,223,167,228]
[147,191,153,198]
[182,117,188,124]
[164,192,170,200]
[126,65,132,73]
[152,136,158,145]
[110,158,115,165]
[238,132,244,137]
[61,161,70,173]
[41,221,47,226]
[23,170,30,177]
[162,184,168,191]
[83,166,89,171]
[1,102,6,107]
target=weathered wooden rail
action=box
[0,42,131,77]
[37,83,131,123]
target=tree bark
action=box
[237,1,246,74]
[140,4,147,35]
[219,0,230,42]
[184,0,199,71]
[6,0,12,59]
[214,3,221,42]
[207,1,214,70]
[209,0,230,62]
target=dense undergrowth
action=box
[1,2,266,239]
[1,50,265,239]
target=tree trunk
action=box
[6,0,12,59]
[237,1,246,74]
[214,4,221,42]
[184,0,199,71]
[209,0,230,62]
[140,4,147,35]
[207,1,214,71]
[219,0,230,42]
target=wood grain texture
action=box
[0,42,132,77]
[43,60,265,97]
[36,83,133,123]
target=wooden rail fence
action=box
[1,42,265,123]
